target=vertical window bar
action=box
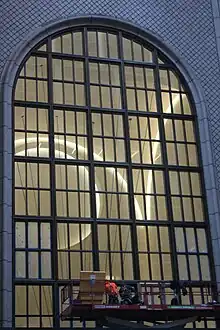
[84,27,99,271]
[119,31,139,279]
[154,48,177,280]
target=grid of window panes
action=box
[13,28,214,328]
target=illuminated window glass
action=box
[13,26,212,327]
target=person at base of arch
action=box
[105,280,119,305]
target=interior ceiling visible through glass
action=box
[13,27,212,328]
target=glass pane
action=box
[200,256,210,280]
[190,173,202,195]
[175,228,185,252]
[180,172,190,195]
[189,255,199,280]
[73,32,83,55]
[172,197,182,221]
[178,255,188,280]
[108,34,118,58]
[62,34,72,54]
[162,254,172,280]
[151,254,161,280]
[145,69,155,88]
[186,228,196,252]
[88,31,97,57]
[139,254,150,280]
[147,91,157,112]
[149,227,159,252]
[123,38,132,60]
[197,229,207,252]
[133,42,143,61]
[160,227,170,252]
[193,198,204,221]
[98,32,107,58]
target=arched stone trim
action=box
[1,15,220,325]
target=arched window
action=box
[13,27,212,327]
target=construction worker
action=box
[105,281,119,304]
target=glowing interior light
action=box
[145,94,182,220]
[15,137,143,244]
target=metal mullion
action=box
[14,101,50,109]
[136,115,143,165]
[14,216,53,222]
[141,169,148,220]
[26,285,29,327]
[157,226,164,280]
[51,52,85,61]
[132,64,139,113]
[72,58,76,105]
[21,76,48,83]
[52,103,88,111]
[84,27,99,271]
[88,56,121,64]
[183,227,192,281]
[37,166,41,280]
[166,69,175,115]
[90,107,124,115]
[76,165,81,218]
[162,112,195,120]
[24,157,28,218]
[107,225,112,278]
[154,49,178,281]
[72,111,77,159]
[185,170,197,224]
[148,117,156,166]
[143,66,151,113]
[47,37,59,330]
[151,170,159,222]
[124,60,156,68]
[25,220,28,279]
[146,226,152,280]
[103,167,110,219]
[15,156,51,164]
[14,278,56,285]
[97,219,133,225]
[106,32,110,60]
[100,112,106,162]
[94,30,99,58]
[194,228,203,281]
[119,31,140,280]
[111,115,120,219]
[115,168,121,220]
[63,111,68,160]
[108,63,114,110]
[147,115,157,205]
[39,284,43,328]
[97,63,103,109]
[79,224,84,271]
[176,171,186,224]
[37,162,41,218]
[111,113,117,163]
[60,58,66,108]
[169,118,179,169]
[35,57,39,106]
[118,225,125,279]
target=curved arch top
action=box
[0,15,206,109]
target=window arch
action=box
[13,26,213,327]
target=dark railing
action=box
[61,280,219,314]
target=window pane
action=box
[189,255,199,280]
[13,30,208,313]
[178,255,188,280]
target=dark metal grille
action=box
[12,27,215,328]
